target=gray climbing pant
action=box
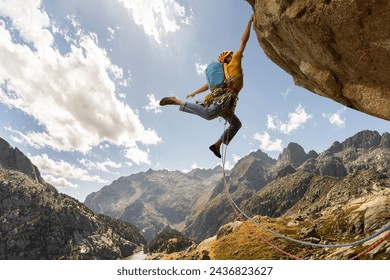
[179,101,241,145]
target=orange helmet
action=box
[218,50,233,63]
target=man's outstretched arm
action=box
[237,14,254,54]
[186,83,209,99]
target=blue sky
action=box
[0,0,389,202]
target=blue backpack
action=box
[205,62,225,90]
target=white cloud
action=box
[116,0,191,44]
[109,64,132,87]
[30,154,108,184]
[222,161,234,171]
[0,0,160,165]
[144,94,162,114]
[217,153,241,171]
[232,153,241,164]
[322,108,346,129]
[195,63,207,76]
[79,158,122,172]
[281,88,292,97]
[107,26,118,43]
[182,162,199,173]
[42,175,78,189]
[267,115,278,131]
[99,143,110,150]
[0,0,53,51]
[267,104,312,134]
[124,146,151,165]
[253,131,283,152]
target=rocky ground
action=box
[0,137,146,260]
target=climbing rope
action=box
[220,120,302,260]
[351,230,390,260]
[220,120,390,258]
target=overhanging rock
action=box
[247,0,390,120]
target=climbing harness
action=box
[204,78,241,120]
[220,121,390,259]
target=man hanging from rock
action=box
[159,14,254,158]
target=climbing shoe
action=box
[209,144,221,158]
[159,97,181,106]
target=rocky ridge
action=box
[146,229,195,256]
[0,138,44,184]
[184,132,388,240]
[0,139,146,260]
[143,130,390,260]
[84,130,389,258]
[84,167,222,241]
[182,149,276,241]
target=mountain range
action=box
[84,167,223,241]
[0,138,145,260]
[85,130,390,256]
[143,130,390,260]
[1,130,389,259]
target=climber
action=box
[159,14,254,158]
